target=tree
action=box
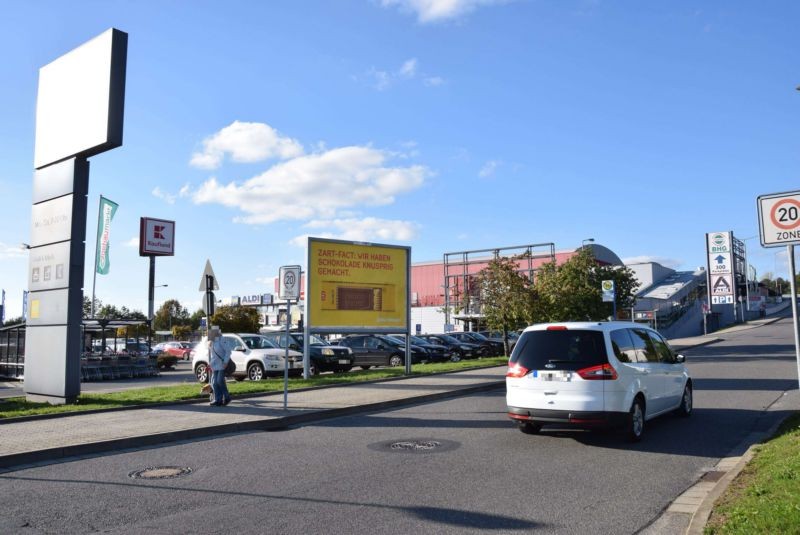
[2,316,24,326]
[172,325,193,340]
[153,299,190,331]
[83,296,103,318]
[475,255,536,354]
[211,305,259,333]
[533,248,639,322]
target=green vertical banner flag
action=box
[95,196,119,275]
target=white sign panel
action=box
[198,259,219,291]
[139,217,175,256]
[279,265,301,300]
[710,274,733,295]
[708,252,732,274]
[34,29,127,169]
[757,191,800,247]
[712,295,734,304]
[707,232,731,254]
[240,295,262,306]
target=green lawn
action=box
[704,413,800,534]
[0,357,508,419]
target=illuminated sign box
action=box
[34,28,127,169]
[307,238,409,333]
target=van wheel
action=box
[361,365,371,370]
[677,383,692,417]
[518,421,541,435]
[626,398,645,442]
[389,355,403,367]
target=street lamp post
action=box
[581,238,595,248]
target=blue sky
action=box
[1,1,799,318]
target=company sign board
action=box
[710,274,733,295]
[33,29,128,169]
[601,280,615,303]
[707,232,731,254]
[307,238,410,333]
[240,294,263,306]
[139,217,175,256]
[757,190,800,247]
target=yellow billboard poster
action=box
[307,238,409,331]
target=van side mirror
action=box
[675,354,686,363]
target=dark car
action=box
[338,335,428,369]
[478,330,519,353]
[421,334,482,359]
[447,332,503,356]
[260,331,354,375]
[389,335,454,362]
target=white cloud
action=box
[399,58,418,78]
[363,58,441,90]
[122,236,140,248]
[0,242,26,260]
[382,0,513,23]
[190,121,304,170]
[178,183,191,197]
[152,186,176,204]
[622,256,683,270]
[478,160,501,178]
[289,217,420,247]
[190,127,430,225]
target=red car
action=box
[153,341,193,361]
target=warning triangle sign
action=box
[198,259,220,292]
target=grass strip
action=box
[704,413,800,534]
[0,357,508,419]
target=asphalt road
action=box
[0,318,796,534]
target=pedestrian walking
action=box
[208,327,232,406]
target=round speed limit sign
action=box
[758,191,800,247]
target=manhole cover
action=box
[129,466,192,480]
[391,440,442,452]
[368,438,460,454]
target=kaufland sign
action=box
[139,217,175,256]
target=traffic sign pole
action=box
[788,245,800,390]
[284,300,290,410]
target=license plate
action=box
[338,359,349,364]
[541,371,570,382]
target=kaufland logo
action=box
[153,225,165,239]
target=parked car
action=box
[152,341,193,361]
[447,332,500,356]
[506,321,692,441]
[420,334,483,359]
[388,335,454,362]
[192,333,303,383]
[337,335,428,369]
[260,331,354,375]
[479,330,519,353]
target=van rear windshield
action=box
[510,330,608,371]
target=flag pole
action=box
[91,195,103,318]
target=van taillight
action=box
[546,326,568,330]
[506,363,529,378]
[576,363,617,380]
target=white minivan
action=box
[506,322,692,441]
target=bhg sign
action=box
[757,191,800,247]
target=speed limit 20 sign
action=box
[758,191,800,247]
